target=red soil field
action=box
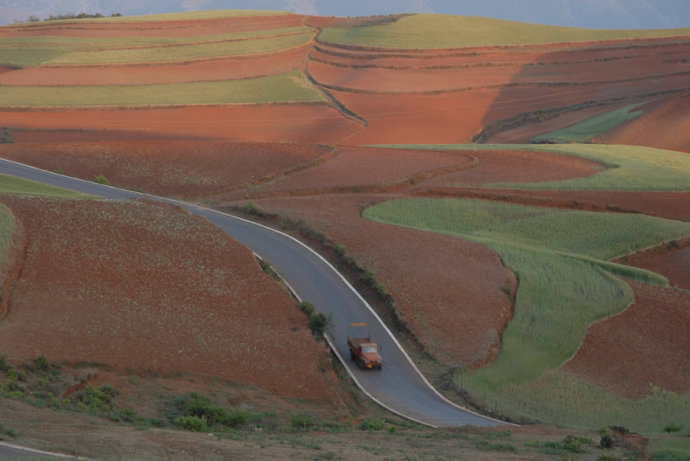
[249,193,517,368]
[410,148,605,187]
[0,140,332,199]
[332,89,500,144]
[0,104,361,144]
[305,38,690,146]
[0,195,344,403]
[616,238,690,290]
[0,14,304,38]
[595,93,690,152]
[0,44,310,86]
[564,281,690,399]
[226,145,477,199]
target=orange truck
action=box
[347,323,382,370]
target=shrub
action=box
[291,413,316,430]
[308,312,333,340]
[358,418,385,431]
[299,301,316,317]
[599,426,615,448]
[34,355,50,372]
[95,174,110,185]
[0,355,10,372]
[175,415,207,432]
[662,422,683,433]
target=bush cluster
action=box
[299,301,332,341]
[167,392,249,432]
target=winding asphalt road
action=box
[0,158,506,429]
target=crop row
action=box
[0,71,326,107]
[0,29,312,67]
[319,14,690,49]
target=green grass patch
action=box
[43,30,313,66]
[0,70,325,107]
[0,203,15,264]
[0,25,309,49]
[482,370,690,435]
[381,144,690,191]
[364,198,690,432]
[532,104,644,143]
[0,46,71,67]
[319,14,690,49]
[0,174,89,198]
[650,438,690,461]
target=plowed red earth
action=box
[307,38,690,146]
[0,196,343,403]
[0,45,309,86]
[0,140,332,199]
[564,281,690,399]
[0,104,360,144]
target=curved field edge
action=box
[363,198,690,432]
[375,144,690,191]
[531,104,645,144]
[0,71,326,107]
[319,14,690,49]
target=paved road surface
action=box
[0,158,506,429]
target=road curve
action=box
[0,158,507,428]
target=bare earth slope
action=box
[0,196,343,404]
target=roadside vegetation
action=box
[364,198,690,433]
[386,144,690,191]
[319,14,690,49]
[532,104,644,144]
[0,71,325,107]
[0,203,14,263]
[0,174,88,198]
[1,355,659,460]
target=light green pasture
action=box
[364,198,690,433]
[479,370,690,434]
[0,46,70,67]
[320,14,690,49]
[0,174,88,198]
[383,144,690,191]
[43,30,313,65]
[532,104,644,143]
[0,71,325,107]
[0,202,13,264]
[0,26,309,48]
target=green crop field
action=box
[364,198,690,433]
[0,71,325,107]
[532,104,644,143]
[43,30,313,66]
[0,202,14,265]
[319,14,690,49]
[382,144,690,191]
[0,174,89,198]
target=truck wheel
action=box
[350,349,356,361]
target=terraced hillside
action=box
[0,10,689,459]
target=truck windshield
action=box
[362,346,377,354]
